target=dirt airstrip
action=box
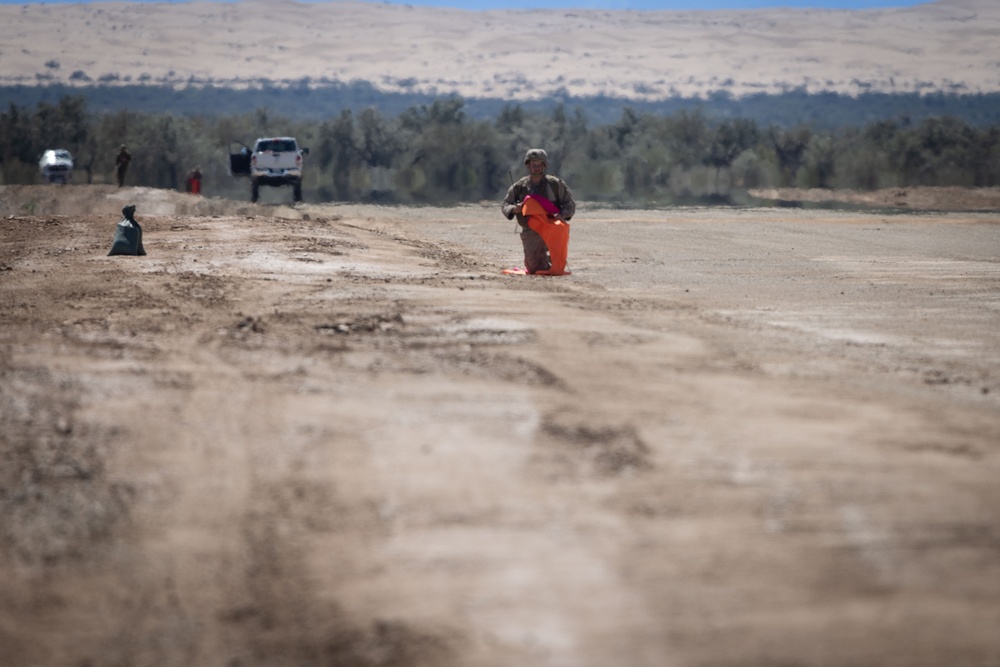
[2,185,999,667]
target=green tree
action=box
[769,126,812,186]
[800,134,836,188]
[706,119,760,194]
[130,113,184,189]
[317,110,358,201]
[652,110,711,175]
[0,103,35,183]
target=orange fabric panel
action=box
[521,197,571,276]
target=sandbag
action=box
[108,204,146,256]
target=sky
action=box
[0,0,931,8]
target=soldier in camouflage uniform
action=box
[502,148,576,274]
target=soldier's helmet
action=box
[523,148,548,165]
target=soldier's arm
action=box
[501,183,524,220]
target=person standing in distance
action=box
[501,148,576,274]
[115,144,132,188]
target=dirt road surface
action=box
[2,185,999,667]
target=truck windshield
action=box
[257,140,297,153]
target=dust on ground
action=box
[2,185,999,667]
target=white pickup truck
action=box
[39,149,74,184]
[229,137,309,203]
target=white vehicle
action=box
[229,137,308,203]
[39,149,74,184]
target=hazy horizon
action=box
[0,0,931,11]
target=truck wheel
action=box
[293,182,303,202]
[251,180,260,203]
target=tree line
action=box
[7,84,1000,129]
[2,94,998,206]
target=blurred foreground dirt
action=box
[2,185,999,667]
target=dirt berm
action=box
[2,185,999,667]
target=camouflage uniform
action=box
[501,149,576,273]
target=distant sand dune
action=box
[1,0,997,100]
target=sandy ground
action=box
[2,184,1000,667]
[750,186,1000,212]
[2,0,999,99]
